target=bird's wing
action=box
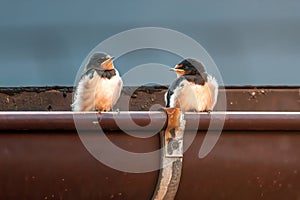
[165,77,185,107]
[72,69,98,111]
[83,68,96,79]
[165,89,173,107]
[111,72,123,107]
[207,75,219,108]
[73,68,96,103]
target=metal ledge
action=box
[1,111,300,199]
[0,111,299,131]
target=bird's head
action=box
[170,58,207,77]
[86,53,115,71]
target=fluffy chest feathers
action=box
[72,70,122,111]
[166,75,218,112]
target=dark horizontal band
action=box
[0,111,299,131]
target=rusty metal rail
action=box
[0,111,299,131]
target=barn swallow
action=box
[165,58,218,112]
[72,52,123,111]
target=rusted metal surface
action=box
[223,87,300,111]
[0,86,299,111]
[152,108,185,200]
[0,112,300,199]
[0,87,73,111]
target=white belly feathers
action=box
[72,70,122,111]
[169,76,218,112]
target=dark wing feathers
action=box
[165,74,206,107]
[165,89,173,107]
[166,76,185,107]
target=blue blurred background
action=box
[0,0,299,86]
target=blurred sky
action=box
[0,0,299,86]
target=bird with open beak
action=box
[72,52,123,112]
[165,58,218,112]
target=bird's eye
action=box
[97,57,107,63]
[178,65,184,69]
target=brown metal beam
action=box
[0,111,300,199]
[0,111,299,131]
[1,129,300,199]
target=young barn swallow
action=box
[165,58,218,112]
[72,53,123,111]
